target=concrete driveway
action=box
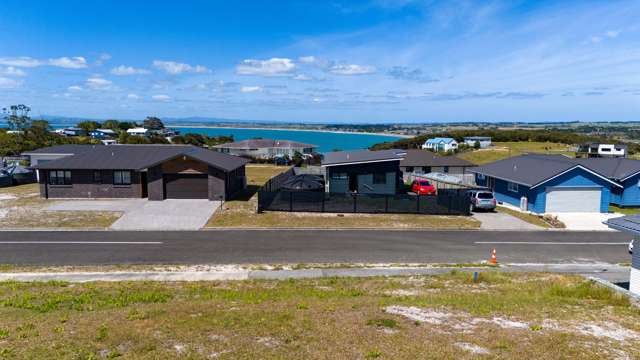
[47,199,220,230]
[551,212,621,231]
[473,211,543,231]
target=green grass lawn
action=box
[0,272,638,359]
[207,165,480,229]
[459,141,575,165]
[609,205,640,215]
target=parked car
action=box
[468,190,497,212]
[630,239,634,254]
[410,179,436,195]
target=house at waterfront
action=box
[214,139,316,160]
[33,144,248,201]
[422,137,458,152]
[321,149,406,195]
[472,154,640,213]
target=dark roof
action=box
[34,145,249,172]
[606,215,640,234]
[22,144,98,155]
[215,139,316,149]
[400,150,475,167]
[471,154,631,187]
[322,149,406,166]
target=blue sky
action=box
[0,0,639,123]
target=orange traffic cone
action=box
[489,248,498,265]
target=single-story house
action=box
[126,127,149,136]
[472,154,640,213]
[89,128,117,139]
[321,149,406,194]
[23,144,97,181]
[55,127,86,137]
[463,136,492,148]
[399,150,475,181]
[605,215,640,296]
[34,144,249,201]
[214,139,316,160]
[577,143,627,158]
[422,137,458,152]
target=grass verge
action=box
[459,141,575,164]
[207,165,480,229]
[609,205,640,216]
[0,184,121,229]
[496,206,565,229]
[0,272,637,358]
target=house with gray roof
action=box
[214,139,316,160]
[321,149,406,194]
[472,154,640,213]
[399,150,475,181]
[33,144,249,201]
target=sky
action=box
[0,0,639,123]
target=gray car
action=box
[468,190,497,212]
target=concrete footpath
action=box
[0,263,629,283]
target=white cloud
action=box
[152,60,210,74]
[236,58,296,76]
[0,77,22,89]
[95,53,112,66]
[292,74,314,81]
[85,77,113,90]
[48,57,88,69]
[127,93,140,99]
[606,30,620,38]
[152,94,171,101]
[329,64,376,75]
[67,85,83,92]
[298,56,317,64]
[111,65,151,76]
[0,57,42,67]
[240,86,262,93]
[0,66,26,77]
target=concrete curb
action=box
[0,263,628,282]
[588,276,640,303]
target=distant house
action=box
[214,139,316,160]
[56,127,86,137]
[89,128,117,139]
[422,137,458,152]
[472,154,640,213]
[126,127,149,137]
[321,149,406,194]
[577,143,627,158]
[33,144,249,201]
[463,136,492,148]
[399,150,475,181]
[23,144,98,181]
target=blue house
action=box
[472,154,640,213]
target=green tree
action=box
[118,121,136,131]
[77,121,101,133]
[2,104,31,131]
[143,116,164,130]
[102,119,120,131]
[474,140,481,149]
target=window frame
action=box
[113,170,132,186]
[373,172,387,185]
[93,170,102,184]
[507,181,519,193]
[48,170,72,186]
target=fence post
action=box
[289,191,293,212]
[385,196,389,213]
[353,194,357,213]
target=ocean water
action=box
[173,127,402,153]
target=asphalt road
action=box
[0,230,631,266]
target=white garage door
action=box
[545,187,601,213]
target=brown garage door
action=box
[164,174,208,199]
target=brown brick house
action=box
[34,144,249,201]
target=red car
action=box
[410,179,436,195]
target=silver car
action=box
[468,190,497,212]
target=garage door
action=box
[164,174,208,199]
[545,187,601,213]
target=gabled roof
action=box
[22,144,97,156]
[34,144,249,172]
[471,154,624,188]
[214,138,316,149]
[400,150,475,167]
[322,149,406,167]
[425,137,456,145]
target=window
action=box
[477,174,486,180]
[113,170,132,185]
[48,170,71,185]
[405,166,414,173]
[422,166,431,173]
[93,170,102,183]
[443,166,449,173]
[332,172,347,180]
[373,172,387,184]
[507,182,518,193]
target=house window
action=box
[477,174,485,180]
[507,182,518,193]
[373,173,387,184]
[422,166,431,173]
[49,170,71,185]
[406,166,414,173]
[113,170,132,185]
[93,170,102,183]
[443,166,449,173]
[332,172,347,180]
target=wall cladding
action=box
[42,170,143,199]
